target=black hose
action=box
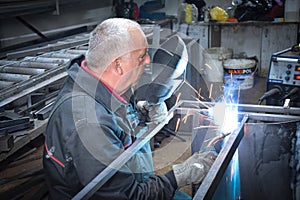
[258,86,282,105]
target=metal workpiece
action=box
[175,100,300,121]
[193,115,248,200]
[70,99,300,199]
[72,112,174,200]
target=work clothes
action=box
[43,56,177,199]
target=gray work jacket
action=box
[43,56,176,200]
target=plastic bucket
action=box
[203,47,233,83]
[223,58,257,90]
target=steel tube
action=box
[177,100,300,116]
[0,73,30,82]
[0,81,14,89]
[0,66,45,75]
[66,49,87,55]
[0,60,58,69]
[39,52,80,59]
[72,112,174,200]
[23,56,70,64]
[193,115,249,200]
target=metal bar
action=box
[0,66,45,75]
[0,73,30,82]
[23,56,70,64]
[16,16,48,41]
[177,100,300,116]
[193,115,249,200]
[0,60,58,69]
[72,111,175,200]
[0,67,67,107]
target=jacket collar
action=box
[67,56,127,113]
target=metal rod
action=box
[72,112,174,200]
[16,16,48,41]
[23,56,70,64]
[0,60,58,69]
[177,100,300,116]
[193,115,249,200]
[0,66,45,75]
[0,73,30,82]
[0,67,67,107]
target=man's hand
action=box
[172,151,216,188]
[137,101,168,124]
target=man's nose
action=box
[144,54,151,65]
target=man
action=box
[43,18,216,199]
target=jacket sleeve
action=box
[66,120,177,200]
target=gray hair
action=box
[86,18,144,70]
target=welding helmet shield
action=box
[140,35,188,104]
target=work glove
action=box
[136,101,168,124]
[172,151,216,188]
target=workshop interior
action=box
[0,0,300,199]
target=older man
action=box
[43,18,216,200]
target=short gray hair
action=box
[86,18,144,70]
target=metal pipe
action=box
[76,46,89,50]
[0,73,30,82]
[0,66,45,75]
[0,81,14,89]
[72,112,174,200]
[177,100,300,116]
[0,60,58,69]
[23,56,70,64]
[193,115,249,200]
[66,49,87,55]
[39,52,79,59]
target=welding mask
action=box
[140,35,188,104]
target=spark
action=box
[175,118,181,132]
[204,63,212,70]
[184,80,205,100]
[193,125,219,130]
[191,95,211,109]
[175,92,182,106]
[209,83,213,99]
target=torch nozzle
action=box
[207,132,230,147]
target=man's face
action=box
[115,29,150,95]
[117,48,150,95]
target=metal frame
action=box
[72,100,300,199]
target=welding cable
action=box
[258,86,282,105]
[279,87,299,101]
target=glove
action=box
[136,101,168,124]
[172,151,216,188]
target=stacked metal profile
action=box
[0,33,89,159]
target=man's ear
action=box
[115,58,123,75]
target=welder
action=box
[43,18,217,200]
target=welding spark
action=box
[193,125,219,130]
[184,80,206,100]
[205,63,212,70]
[175,92,182,106]
[175,118,181,132]
[209,83,213,99]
